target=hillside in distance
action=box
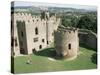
[11,5,97,14]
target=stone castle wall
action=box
[11,12,60,56]
[79,29,97,50]
[11,14,20,56]
[12,12,97,57]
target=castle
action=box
[11,11,61,56]
[11,10,96,58]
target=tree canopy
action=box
[61,13,97,33]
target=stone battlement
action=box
[12,12,59,24]
[56,25,78,35]
[13,12,57,20]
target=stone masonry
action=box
[11,11,61,56]
[54,26,79,59]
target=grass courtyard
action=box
[13,46,97,74]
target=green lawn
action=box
[13,47,97,74]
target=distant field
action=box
[13,47,97,74]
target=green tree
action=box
[61,15,78,27]
[77,15,97,33]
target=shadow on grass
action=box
[91,53,97,64]
[34,47,63,60]
[34,48,56,57]
[34,44,97,61]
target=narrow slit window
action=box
[15,38,18,46]
[21,31,24,37]
[39,45,42,49]
[68,43,71,50]
[47,41,49,44]
[35,27,38,35]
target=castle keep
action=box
[54,26,79,59]
[11,11,60,56]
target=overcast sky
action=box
[12,1,97,11]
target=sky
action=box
[12,1,97,11]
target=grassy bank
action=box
[13,46,97,74]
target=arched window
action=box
[42,39,45,43]
[47,41,49,44]
[68,43,71,50]
[32,48,36,53]
[35,27,38,35]
[39,45,42,49]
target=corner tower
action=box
[54,26,79,59]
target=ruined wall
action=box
[79,29,97,50]
[54,27,79,59]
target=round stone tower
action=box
[54,26,79,59]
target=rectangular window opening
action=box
[68,43,71,50]
[34,37,38,42]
